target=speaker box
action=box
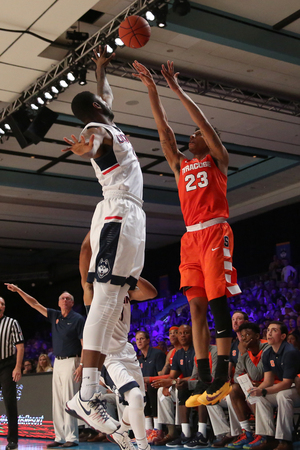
[6,105,32,149]
[24,107,59,144]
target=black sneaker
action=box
[184,432,209,448]
[166,433,192,448]
[186,380,210,407]
[6,443,18,450]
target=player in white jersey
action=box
[69,231,157,450]
[64,46,145,435]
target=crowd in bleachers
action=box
[19,256,300,448]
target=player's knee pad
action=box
[124,387,144,410]
[209,295,232,338]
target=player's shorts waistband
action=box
[103,190,143,208]
[186,217,227,232]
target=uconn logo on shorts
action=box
[97,258,111,279]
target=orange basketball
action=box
[119,15,151,49]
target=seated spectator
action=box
[247,321,300,450]
[23,359,35,374]
[288,317,297,334]
[152,324,212,448]
[287,333,300,350]
[136,330,166,443]
[36,353,53,373]
[225,322,270,449]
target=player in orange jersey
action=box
[133,60,241,407]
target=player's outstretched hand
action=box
[5,283,19,292]
[92,45,115,70]
[62,134,95,156]
[161,60,180,92]
[132,60,155,87]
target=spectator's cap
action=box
[169,326,179,331]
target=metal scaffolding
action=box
[1,0,300,121]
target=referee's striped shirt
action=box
[0,316,24,360]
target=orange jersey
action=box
[178,154,229,226]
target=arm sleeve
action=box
[155,351,166,373]
[12,320,24,345]
[282,350,300,379]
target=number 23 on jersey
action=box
[185,171,208,192]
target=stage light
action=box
[146,10,155,21]
[115,37,125,47]
[30,104,39,110]
[78,68,87,86]
[67,71,76,82]
[59,79,68,88]
[37,97,45,105]
[0,128,5,135]
[44,92,53,100]
[173,0,191,16]
[51,86,59,94]
[4,124,11,130]
[106,43,114,54]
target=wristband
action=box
[79,363,83,366]
[261,388,267,397]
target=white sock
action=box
[198,422,207,438]
[80,367,99,401]
[153,418,162,430]
[239,420,251,432]
[181,423,191,438]
[145,417,153,430]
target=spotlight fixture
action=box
[146,10,155,21]
[51,86,59,94]
[30,104,39,110]
[115,37,125,47]
[0,128,5,135]
[173,0,191,16]
[78,68,87,86]
[59,79,69,88]
[44,92,53,100]
[37,97,45,105]
[106,43,114,54]
[156,3,168,28]
[4,124,11,130]
[67,71,76,82]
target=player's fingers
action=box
[61,148,71,153]
[71,134,78,142]
[63,137,74,144]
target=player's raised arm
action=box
[161,61,229,175]
[92,45,115,109]
[133,60,184,181]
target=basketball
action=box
[119,15,151,49]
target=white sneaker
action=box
[66,391,120,434]
[108,431,136,450]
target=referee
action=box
[0,296,24,450]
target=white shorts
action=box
[104,343,145,400]
[87,191,146,288]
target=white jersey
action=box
[108,295,131,354]
[81,122,143,200]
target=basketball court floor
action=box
[1,437,300,450]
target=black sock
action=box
[215,355,229,380]
[197,358,212,383]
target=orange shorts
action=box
[179,222,241,301]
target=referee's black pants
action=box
[0,355,18,443]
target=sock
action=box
[215,355,230,380]
[239,420,251,432]
[80,367,99,400]
[94,371,101,393]
[145,417,153,430]
[197,359,212,383]
[181,423,191,438]
[116,417,130,435]
[153,418,162,430]
[198,422,207,438]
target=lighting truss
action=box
[0,0,166,122]
[105,60,300,117]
